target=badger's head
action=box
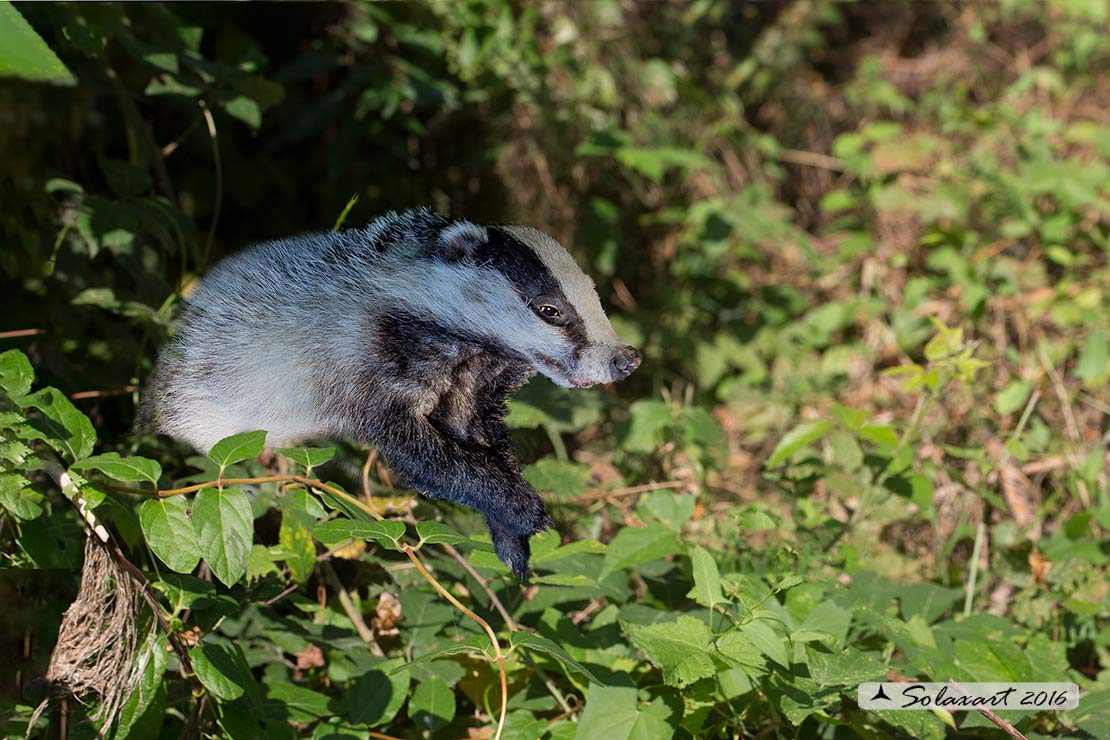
[412,219,641,387]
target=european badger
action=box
[139,209,640,579]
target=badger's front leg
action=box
[370,405,552,580]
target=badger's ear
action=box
[438,221,488,262]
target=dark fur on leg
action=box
[368,403,552,577]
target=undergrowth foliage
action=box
[2,2,1109,739]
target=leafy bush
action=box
[2,2,1108,739]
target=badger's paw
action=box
[488,524,533,583]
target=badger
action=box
[138,209,641,579]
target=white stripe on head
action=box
[497,225,622,345]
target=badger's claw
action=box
[490,528,532,582]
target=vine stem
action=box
[400,545,508,740]
[109,473,510,739]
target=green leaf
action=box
[509,631,601,683]
[408,679,455,732]
[792,601,852,646]
[391,635,491,674]
[766,419,833,467]
[638,490,694,530]
[140,496,201,573]
[192,487,254,586]
[737,618,789,669]
[898,583,963,625]
[314,518,405,548]
[276,446,336,470]
[415,520,468,545]
[687,546,723,610]
[523,459,590,497]
[994,380,1033,417]
[0,1,75,85]
[267,682,331,723]
[623,400,675,454]
[207,430,266,469]
[626,616,715,688]
[223,95,262,129]
[0,349,33,397]
[18,387,96,461]
[806,645,886,686]
[277,513,317,583]
[246,544,278,582]
[72,452,161,486]
[344,658,410,726]
[1075,331,1109,386]
[600,526,682,577]
[575,684,677,740]
[115,630,167,739]
[0,474,44,520]
[190,639,250,700]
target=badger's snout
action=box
[610,345,642,380]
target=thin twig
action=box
[776,148,845,171]
[402,545,508,740]
[71,386,138,401]
[0,329,43,340]
[944,680,1027,740]
[433,540,572,713]
[320,562,383,656]
[575,479,684,502]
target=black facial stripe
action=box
[479,227,590,356]
[477,228,561,298]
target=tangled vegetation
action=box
[1,1,1108,738]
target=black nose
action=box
[611,346,642,380]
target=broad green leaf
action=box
[0,474,44,520]
[687,546,723,609]
[207,430,266,469]
[830,403,869,430]
[415,520,468,545]
[140,496,201,573]
[737,618,789,669]
[277,513,317,583]
[276,446,336,470]
[267,682,331,723]
[623,400,675,453]
[575,684,677,740]
[190,639,250,700]
[792,601,852,646]
[806,645,886,686]
[0,349,33,397]
[766,419,833,467]
[600,525,682,577]
[390,635,491,674]
[509,631,601,683]
[898,583,963,625]
[638,490,694,530]
[408,679,455,732]
[994,380,1033,416]
[0,2,75,85]
[223,95,261,129]
[246,544,278,582]
[72,452,161,486]
[314,518,405,548]
[19,387,96,461]
[192,487,253,586]
[625,616,715,688]
[344,657,410,726]
[523,459,590,497]
[1075,330,1109,386]
[114,630,168,739]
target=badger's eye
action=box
[537,304,561,319]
